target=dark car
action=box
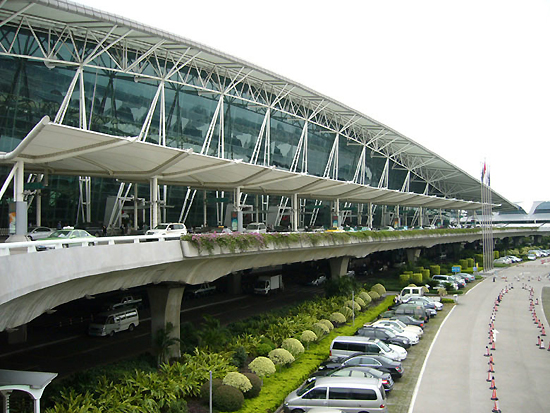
[391,315,425,329]
[355,326,411,349]
[319,354,404,378]
[309,366,394,392]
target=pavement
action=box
[410,261,550,413]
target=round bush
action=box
[212,384,244,412]
[200,378,223,401]
[282,338,305,357]
[318,319,334,331]
[268,348,295,366]
[358,291,371,302]
[312,322,330,339]
[329,312,346,324]
[248,356,276,377]
[371,283,386,296]
[345,300,361,311]
[242,372,262,399]
[368,290,380,300]
[355,297,366,309]
[300,330,317,344]
[223,372,252,393]
[340,306,353,319]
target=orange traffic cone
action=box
[489,376,497,390]
[488,355,494,365]
[491,340,496,351]
[537,335,541,347]
[488,362,494,373]
[542,325,546,336]
[486,371,492,382]
[492,399,501,413]
[484,346,491,357]
[491,388,498,400]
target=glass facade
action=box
[0,24,441,230]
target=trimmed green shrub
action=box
[399,273,411,286]
[248,356,276,377]
[475,254,483,264]
[430,265,440,276]
[242,373,262,399]
[345,300,361,311]
[268,348,295,366]
[358,291,371,302]
[223,372,252,393]
[282,338,305,358]
[312,322,330,339]
[329,312,346,324]
[494,251,500,259]
[300,330,317,346]
[318,319,334,331]
[411,273,423,284]
[467,258,474,268]
[371,283,386,296]
[200,378,223,401]
[355,297,366,309]
[422,269,430,282]
[368,290,380,300]
[459,259,468,269]
[213,384,244,412]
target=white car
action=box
[145,223,187,238]
[244,222,267,233]
[373,319,423,340]
[369,322,420,345]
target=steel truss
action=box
[0,2,501,226]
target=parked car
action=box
[145,222,187,238]
[319,354,404,379]
[431,275,459,290]
[390,315,425,329]
[306,274,327,286]
[373,319,423,339]
[507,255,522,263]
[244,222,267,233]
[457,272,475,282]
[449,275,466,289]
[309,366,394,392]
[355,326,411,349]
[26,226,54,241]
[283,377,387,413]
[402,295,443,311]
[329,336,407,361]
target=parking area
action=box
[411,261,550,413]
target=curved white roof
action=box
[0,0,517,210]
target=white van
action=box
[245,222,267,233]
[283,376,387,413]
[88,307,139,337]
[329,336,407,361]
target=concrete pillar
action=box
[367,202,373,228]
[227,272,242,295]
[12,161,27,238]
[330,256,350,278]
[133,185,139,230]
[147,285,185,360]
[291,193,298,232]
[234,187,243,232]
[1,390,12,413]
[150,176,159,229]
[406,248,421,263]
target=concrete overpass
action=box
[0,227,545,355]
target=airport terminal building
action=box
[0,0,517,234]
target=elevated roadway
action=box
[0,228,540,332]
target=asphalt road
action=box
[411,261,550,413]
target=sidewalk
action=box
[410,262,550,413]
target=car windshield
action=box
[378,341,391,352]
[154,224,169,230]
[296,381,316,397]
[49,230,72,238]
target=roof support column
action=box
[333,199,340,228]
[291,193,298,232]
[330,256,350,278]
[6,161,28,241]
[419,207,423,227]
[133,185,139,231]
[234,187,243,232]
[367,202,373,228]
[150,177,159,229]
[203,190,208,227]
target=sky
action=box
[75,0,550,208]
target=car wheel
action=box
[109,330,115,337]
[128,324,135,332]
[291,410,305,413]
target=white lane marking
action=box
[408,305,456,413]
